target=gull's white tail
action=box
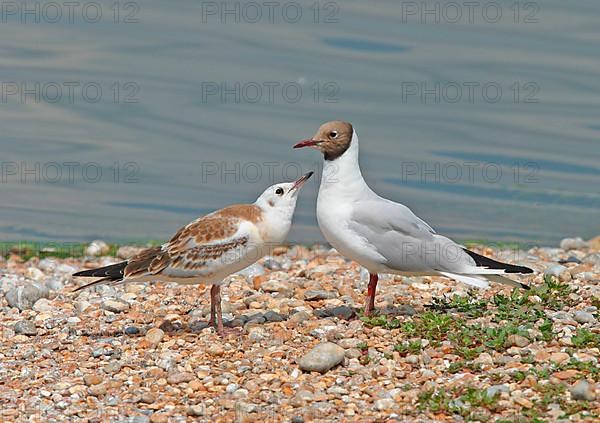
[440,272,530,290]
[439,272,490,289]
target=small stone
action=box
[139,392,156,404]
[534,351,550,362]
[289,311,311,323]
[247,326,268,341]
[229,318,245,328]
[149,413,169,423]
[263,310,286,322]
[37,258,57,272]
[124,326,140,335]
[145,328,165,345]
[574,272,596,282]
[189,321,210,333]
[260,280,293,295]
[558,256,581,264]
[236,263,265,280]
[157,353,176,371]
[32,298,54,312]
[506,334,530,348]
[263,258,282,270]
[102,299,130,313]
[5,284,49,311]
[56,263,77,274]
[298,342,345,373]
[91,348,107,358]
[84,374,103,386]
[86,240,110,256]
[167,372,194,385]
[26,267,45,281]
[528,295,542,303]
[245,313,265,324]
[45,278,64,291]
[560,237,588,250]
[588,235,600,250]
[104,362,122,373]
[544,265,571,282]
[232,388,249,399]
[422,369,436,378]
[121,292,138,302]
[187,405,205,416]
[406,355,419,364]
[553,370,579,380]
[550,352,570,364]
[291,389,314,406]
[14,320,37,336]
[314,306,356,320]
[75,300,92,313]
[570,380,596,401]
[573,311,596,324]
[474,352,494,366]
[225,383,239,394]
[207,344,224,356]
[88,383,107,396]
[304,290,336,301]
[515,397,533,408]
[582,253,600,265]
[559,337,574,347]
[374,398,395,411]
[125,283,145,294]
[487,385,510,397]
[380,304,417,317]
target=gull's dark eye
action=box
[329,130,338,139]
[275,188,284,195]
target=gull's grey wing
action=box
[350,199,477,273]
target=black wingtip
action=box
[520,282,531,290]
[516,265,534,274]
[72,261,127,279]
[463,248,534,274]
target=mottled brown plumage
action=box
[73,175,313,336]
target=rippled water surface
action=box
[1,0,598,245]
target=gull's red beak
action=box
[293,139,321,149]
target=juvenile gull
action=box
[73,172,313,335]
[294,121,532,316]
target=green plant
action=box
[394,339,423,355]
[360,314,402,329]
[571,328,599,348]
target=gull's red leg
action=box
[208,285,218,329]
[364,273,378,316]
[207,284,241,337]
[213,285,224,336]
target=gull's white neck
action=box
[319,131,372,198]
[255,200,296,244]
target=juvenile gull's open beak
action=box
[289,171,314,194]
[293,139,321,149]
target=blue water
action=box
[0,0,599,246]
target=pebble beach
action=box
[1,237,599,422]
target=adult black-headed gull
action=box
[294,121,532,316]
[73,172,313,335]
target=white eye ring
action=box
[329,131,338,139]
[275,187,284,195]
